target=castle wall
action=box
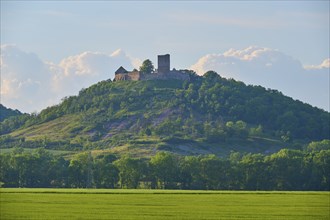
[128,71,141,81]
[114,70,189,82]
[140,70,189,81]
[114,73,130,81]
[114,71,141,81]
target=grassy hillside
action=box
[1,72,329,157]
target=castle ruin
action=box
[114,54,190,81]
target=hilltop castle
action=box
[114,54,190,81]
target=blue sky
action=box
[1,1,329,112]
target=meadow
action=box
[0,189,329,219]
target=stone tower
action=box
[158,54,170,74]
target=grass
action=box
[1,189,329,220]
[10,114,81,141]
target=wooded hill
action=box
[0,104,22,122]
[0,71,329,157]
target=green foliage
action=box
[114,156,145,188]
[306,140,330,152]
[150,152,179,189]
[0,104,22,122]
[203,70,221,80]
[0,147,68,188]
[144,128,152,136]
[68,152,93,188]
[139,59,154,74]
[93,154,119,188]
[0,113,31,134]
[1,142,329,190]
[179,156,203,189]
[249,125,263,136]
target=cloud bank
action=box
[1,45,329,113]
[1,45,135,113]
[191,46,329,111]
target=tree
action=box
[239,153,268,190]
[0,154,12,187]
[10,151,30,187]
[139,59,154,74]
[94,157,119,188]
[48,156,69,188]
[200,155,228,190]
[145,128,152,136]
[68,152,93,188]
[266,149,305,190]
[29,148,53,187]
[225,120,248,139]
[179,156,203,189]
[306,140,330,152]
[203,71,220,80]
[311,150,330,190]
[249,125,263,136]
[114,156,144,189]
[150,152,178,189]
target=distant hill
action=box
[0,71,329,157]
[0,104,22,122]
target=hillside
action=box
[0,71,329,157]
[0,104,22,122]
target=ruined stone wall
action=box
[140,70,190,81]
[114,73,130,81]
[128,71,141,81]
[114,70,190,82]
[114,71,141,81]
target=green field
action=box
[0,189,329,220]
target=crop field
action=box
[0,189,329,220]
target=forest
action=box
[0,140,329,190]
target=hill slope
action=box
[1,71,329,157]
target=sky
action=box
[1,1,329,113]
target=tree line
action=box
[1,140,329,190]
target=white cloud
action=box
[0,45,135,113]
[191,46,329,111]
[1,45,328,113]
[52,49,134,99]
[58,49,133,77]
[110,49,142,69]
[304,58,330,69]
[1,45,53,112]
